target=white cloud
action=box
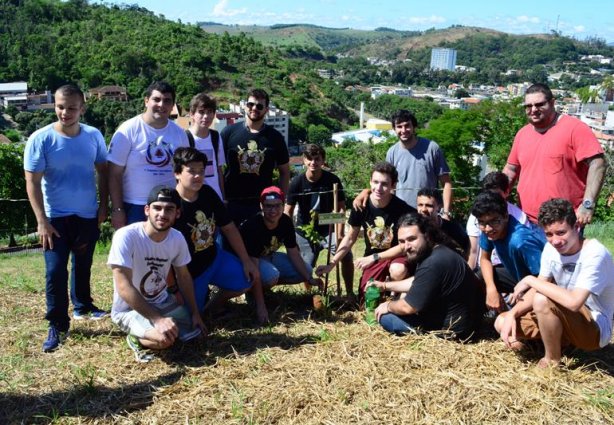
[573,25,586,33]
[515,15,540,24]
[408,15,446,25]
[212,0,247,18]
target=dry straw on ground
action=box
[1,252,613,424]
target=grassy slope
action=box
[1,234,613,423]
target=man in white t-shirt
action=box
[186,93,226,200]
[496,198,614,368]
[108,186,205,362]
[108,81,189,229]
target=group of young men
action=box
[25,80,613,368]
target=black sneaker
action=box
[73,306,109,321]
[42,326,69,353]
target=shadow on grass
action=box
[0,371,184,424]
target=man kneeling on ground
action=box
[374,213,484,340]
[108,186,205,362]
[495,198,614,368]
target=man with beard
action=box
[374,213,484,340]
[503,83,606,225]
[108,186,205,362]
[222,88,290,226]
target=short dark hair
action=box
[173,147,208,174]
[417,187,442,206]
[145,81,176,103]
[525,83,553,101]
[390,109,418,128]
[247,88,270,106]
[538,198,576,228]
[471,190,508,219]
[397,212,447,247]
[482,171,509,193]
[303,143,326,160]
[55,84,85,104]
[189,93,217,114]
[372,161,398,185]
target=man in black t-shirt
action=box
[285,144,355,297]
[172,148,259,319]
[240,186,321,323]
[222,88,290,226]
[374,213,484,340]
[316,162,416,302]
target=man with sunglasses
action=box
[221,89,290,226]
[503,83,606,226]
[471,191,546,313]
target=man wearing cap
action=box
[240,186,320,323]
[108,185,205,362]
[222,88,290,226]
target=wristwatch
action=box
[372,253,380,263]
[582,199,594,210]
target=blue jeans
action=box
[44,216,100,330]
[258,252,312,287]
[192,246,252,311]
[124,202,146,225]
[379,313,421,335]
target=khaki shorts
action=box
[517,301,600,351]
[112,294,196,340]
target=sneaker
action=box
[73,307,109,321]
[179,327,202,342]
[42,326,69,353]
[126,334,155,363]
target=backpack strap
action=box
[185,129,195,148]
[210,129,220,168]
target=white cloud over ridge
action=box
[212,0,247,18]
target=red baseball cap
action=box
[260,186,285,203]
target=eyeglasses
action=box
[262,203,283,210]
[477,218,504,228]
[246,102,265,111]
[523,100,550,110]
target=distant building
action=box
[0,81,28,110]
[331,128,394,146]
[430,48,457,71]
[88,85,128,102]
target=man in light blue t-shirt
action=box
[471,190,546,314]
[24,84,109,353]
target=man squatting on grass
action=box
[495,199,614,368]
[172,147,259,318]
[108,186,205,362]
[24,83,109,353]
[373,213,485,340]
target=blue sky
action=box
[102,0,614,42]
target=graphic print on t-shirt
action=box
[190,210,216,252]
[140,256,169,299]
[550,260,578,286]
[238,140,266,175]
[262,235,281,257]
[146,136,174,167]
[366,216,394,250]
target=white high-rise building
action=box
[430,48,457,71]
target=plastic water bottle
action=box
[364,279,381,326]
